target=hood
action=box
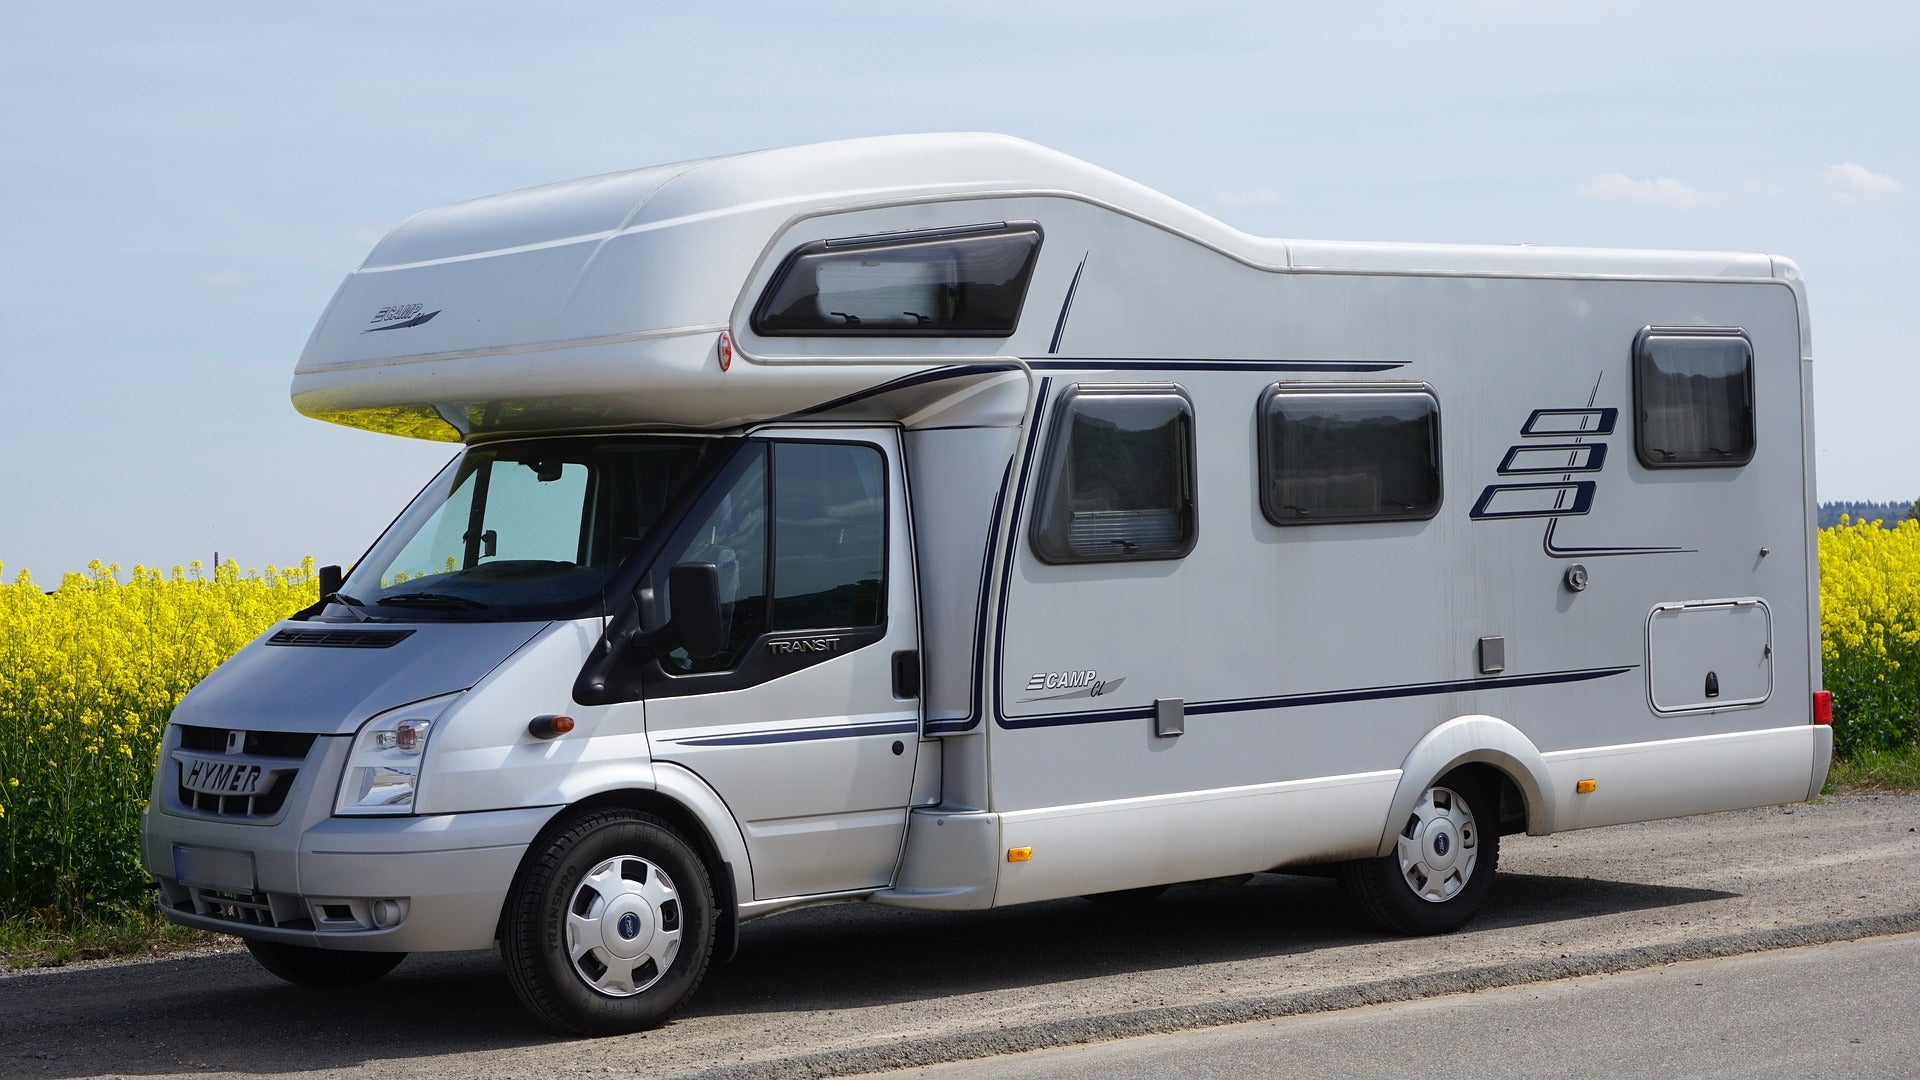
[173,620,553,735]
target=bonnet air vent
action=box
[267,628,415,649]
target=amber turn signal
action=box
[529,715,576,739]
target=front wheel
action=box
[1341,772,1500,935]
[502,809,717,1036]
[244,939,406,985]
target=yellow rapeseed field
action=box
[0,560,316,921]
[1,525,1916,925]
[1819,517,1920,756]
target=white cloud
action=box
[195,268,247,287]
[1577,172,1720,210]
[1210,185,1292,208]
[1820,162,1904,204]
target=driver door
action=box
[641,427,922,900]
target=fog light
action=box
[371,899,405,928]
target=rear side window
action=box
[751,222,1042,336]
[1259,385,1442,525]
[1031,385,1196,564]
[1634,328,1755,467]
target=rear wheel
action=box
[502,809,716,1036]
[244,939,406,986]
[1342,771,1500,935]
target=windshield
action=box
[335,437,719,622]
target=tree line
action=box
[1819,500,1918,529]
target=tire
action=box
[501,809,717,1036]
[1341,771,1501,935]
[244,939,406,986]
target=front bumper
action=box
[142,729,558,952]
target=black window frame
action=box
[1257,382,1444,527]
[1029,383,1199,565]
[749,221,1043,338]
[1632,326,1756,469]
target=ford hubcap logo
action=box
[617,912,641,940]
[1434,833,1450,857]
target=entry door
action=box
[642,428,921,901]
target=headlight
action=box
[336,701,450,815]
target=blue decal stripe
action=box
[989,378,1054,728]
[1030,358,1405,373]
[777,363,1024,422]
[996,666,1635,730]
[676,719,918,747]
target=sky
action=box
[2,1,1915,582]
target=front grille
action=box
[185,886,277,926]
[179,770,299,818]
[171,726,316,820]
[268,628,414,648]
[177,726,316,758]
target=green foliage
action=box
[1823,746,1920,795]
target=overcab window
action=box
[1634,328,1755,467]
[1259,385,1442,525]
[1031,385,1197,564]
[751,222,1042,336]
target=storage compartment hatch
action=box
[1645,598,1773,713]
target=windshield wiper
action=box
[324,591,373,622]
[378,591,499,621]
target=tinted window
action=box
[657,440,886,674]
[1635,330,1755,467]
[1260,387,1441,525]
[1032,387,1196,563]
[772,442,886,630]
[752,223,1042,336]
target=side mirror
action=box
[319,564,344,598]
[666,562,725,660]
[576,562,727,705]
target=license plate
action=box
[176,752,268,798]
[174,845,255,892]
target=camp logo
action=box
[364,303,441,332]
[1021,669,1124,702]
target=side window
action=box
[659,440,887,675]
[660,449,769,675]
[1031,386,1196,563]
[1259,385,1441,525]
[771,442,887,629]
[1634,329,1755,467]
[751,222,1043,336]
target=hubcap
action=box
[565,856,682,997]
[1395,785,1479,903]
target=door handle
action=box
[892,650,920,699]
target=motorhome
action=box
[142,134,1830,1035]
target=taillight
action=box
[1813,690,1833,725]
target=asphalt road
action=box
[2,794,1917,1079]
[885,932,1920,1079]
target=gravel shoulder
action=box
[4,794,1917,1079]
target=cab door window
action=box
[657,439,886,677]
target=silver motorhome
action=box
[142,134,1831,1035]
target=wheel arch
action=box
[1375,714,1555,859]
[500,764,753,964]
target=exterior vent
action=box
[268,628,414,648]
